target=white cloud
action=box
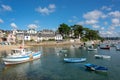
[92,25,100,29]
[48,4,56,9]
[83,10,104,20]
[10,23,17,28]
[85,19,98,25]
[112,18,120,25]
[101,6,112,11]
[27,24,38,29]
[0,18,4,23]
[1,4,12,11]
[35,4,56,15]
[109,11,120,18]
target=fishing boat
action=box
[94,55,111,59]
[2,48,42,65]
[84,63,108,72]
[64,58,86,63]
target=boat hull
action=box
[2,51,41,65]
[64,58,86,63]
[84,63,108,72]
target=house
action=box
[16,29,38,41]
[38,29,55,41]
[7,33,16,44]
[55,34,63,41]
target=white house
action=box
[55,34,63,41]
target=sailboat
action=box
[2,33,42,65]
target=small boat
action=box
[116,46,120,51]
[84,63,108,72]
[94,55,111,59]
[87,47,97,51]
[59,49,68,53]
[2,48,42,65]
[100,45,110,50]
[64,58,86,63]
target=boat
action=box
[94,55,111,59]
[2,48,42,65]
[64,58,86,63]
[59,49,68,53]
[100,45,110,50]
[116,46,120,51]
[2,33,42,65]
[84,63,108,72]
[87,47,97,51]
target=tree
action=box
[58,23,71,38]
[71,25,83,38]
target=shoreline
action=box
[0,41,81,52]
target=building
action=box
[38,29,55,41]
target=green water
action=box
[0,45,120,80]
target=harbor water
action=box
[0,45,120,80]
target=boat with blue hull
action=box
[2,48,42,65]
[84,63,108,72]
[64,58,86,63]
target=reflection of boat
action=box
[94,55,111,59]
[87,47,97,51]
[84,63,108,72]
[2,48,42,65]
[64,58,86,63]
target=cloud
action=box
[35,4,56,15]
[10,23,17,28]
[101,6,112,11]
[83,10,105,20]
[108,11,120,18]
[0,18,4,23]
[111,18,120,26]
[92,25,100,29]
[68,16,78,23]
[1,4,12,11]
[27,24,38,29]
[85,19,98,25]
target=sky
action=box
[0,0,120,37]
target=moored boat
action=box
[64,58,86,63]
[87,47,97,51]
[2,48,42,65]
[100,45,110,50]
[94,55,111,59]
[84,63,108,72]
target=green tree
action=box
[58,23,71,38]
[71,25,83,38]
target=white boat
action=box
[2,48,42,65]
[94,55,111,59]
[87,47,97,51]
[64,58,86,63]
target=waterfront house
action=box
[55,34,63,41]
[38,29,55,41]
[7,33,16,44]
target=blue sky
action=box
[0,0,120,37]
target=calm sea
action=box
[0,45,120,80]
